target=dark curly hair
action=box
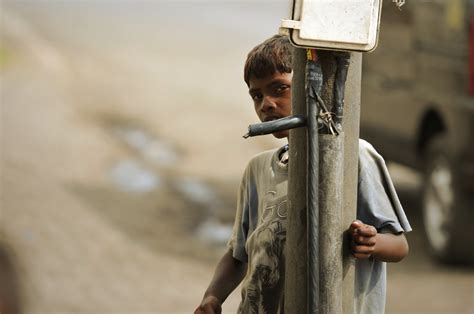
[244,35,293,86]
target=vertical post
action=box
[341,52,362,314]
[318,132,344,314]
[316,51,362,314]
[307,49,321,314]
[285,49,362,313]
[285,47,308,314]
[315,50,345,314]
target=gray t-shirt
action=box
[227,139,412,314]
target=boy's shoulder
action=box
[359,138,380,157]
[247,148,280,169]
[358,139,385,166]
[242,147,285,179]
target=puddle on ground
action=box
[114,126,178,167]
[174,177,235,245]
[174,177,217,205]
[109,160,160,193]
[108,123,232,245]
[196,219,233,246]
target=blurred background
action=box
[1,0,473,313]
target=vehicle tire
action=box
[422,136,474,265]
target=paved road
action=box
[1,2,473,313]
[384,165,474,313]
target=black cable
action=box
[333,52,351,133]
[243,115,307,138]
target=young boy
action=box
[195,35,411,314]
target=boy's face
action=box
[248,71,293,139]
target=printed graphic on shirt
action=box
[238,196,287,314]
[231,143,411,314]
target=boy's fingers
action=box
[203,302,221,314]
[352,252,372,259]
[194,307,205,314]
[352,243,375,255]
[353,235,376,246]
[349,220,363,233]
[196,296,221,314]
[356,224,377,237]
[197,305,214,314]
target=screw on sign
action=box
[393,0,405,10]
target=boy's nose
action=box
[261,96,277,112]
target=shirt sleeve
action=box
[357,140,412,234]
[227,162,253,262]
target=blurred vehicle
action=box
[361,0,474,264]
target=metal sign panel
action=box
[281,0,383,52]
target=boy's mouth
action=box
[263,116,280,122]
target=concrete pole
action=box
[341,52,361,314]
[284,49,362,313]
[285,47,308,314]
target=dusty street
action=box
[1,2,473,313]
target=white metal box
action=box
[281,0,383,52]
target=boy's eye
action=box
[276,85,289,93]
[251,93,263,101]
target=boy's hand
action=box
[194,295,222,314]
[349,220,377,259]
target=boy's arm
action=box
[349,220,409,263]
[195,249,247,314]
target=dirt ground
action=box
[1,2,473,314]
